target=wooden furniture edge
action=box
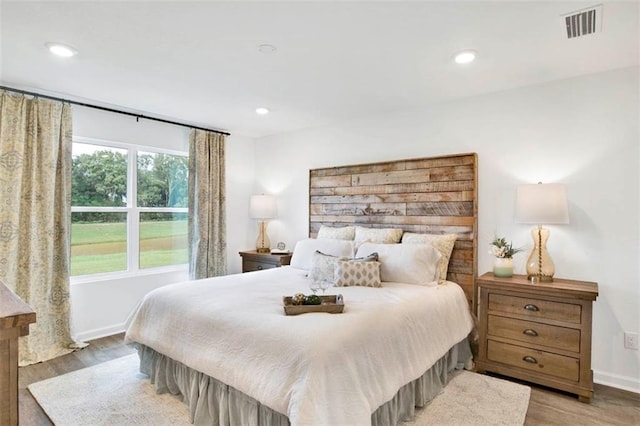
[1,281,36,426]
[477,273,598,300]
[239,250,292,264]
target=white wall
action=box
[252,67,640,392]
[70,67,639,391]
[71,106,254,341]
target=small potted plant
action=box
[489,236,523,277]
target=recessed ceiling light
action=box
[45,42,78,58]
[256,107,270,115]
[258,44,277,54]
[454,50,476,65]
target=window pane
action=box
[72,143,127,207]
[71,212,127,275]
[139,212,188,269]
[137,152,188,207]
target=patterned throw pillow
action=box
[317,225,356,240]
[309,251,346,283]
[401,233,457,282]
[334,260,381,287]
[354,226,403,244]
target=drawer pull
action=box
[257,265,263,270]
[523,329,538,337]
[522,355,538,364]
[524,304,539,312]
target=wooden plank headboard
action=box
[308,153,478,312]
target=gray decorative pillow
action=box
[351,252,379,262]
[309,251,346,283]
[334,260,381,288]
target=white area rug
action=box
[408,369,531,426]
[29,354,530,425]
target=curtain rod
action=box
[0,85,231,136]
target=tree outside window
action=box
[70,140,188,277]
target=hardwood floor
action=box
[525,383,639,426]
[18,334,640,425]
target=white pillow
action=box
[401,233,457,281]
[317,225,355,240]
[354,226,403,244]
[290,238,355,271]
[356,242,441,286]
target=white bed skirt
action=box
[135,338,472,426]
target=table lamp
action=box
[515,183,569,283]
[250,194,277,253]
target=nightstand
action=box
[239,250,292,273]
[476,272,598,403]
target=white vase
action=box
[493,257,514,278]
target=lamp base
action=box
[527,274,554,283]
[255,220,271,254]
[525,226,556,284]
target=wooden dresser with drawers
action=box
[239,250,292,273]
[476,272,598,402]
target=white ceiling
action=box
[1,1,638,138]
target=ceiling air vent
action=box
[562,4,602,39]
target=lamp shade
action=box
[515,183,569,224]
[249,195,277,219]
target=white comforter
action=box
[124,266,473,426]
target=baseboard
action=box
[74,323,126,343]
[594,370,640,394]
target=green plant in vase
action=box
[489,236,523,278]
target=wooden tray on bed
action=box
[283,294,344,315]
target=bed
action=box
[125,153,478,426]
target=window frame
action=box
[71,136,189,284]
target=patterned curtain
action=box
[0,91,79,365]
[188,129,227,279]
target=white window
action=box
[70,137,188,278]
